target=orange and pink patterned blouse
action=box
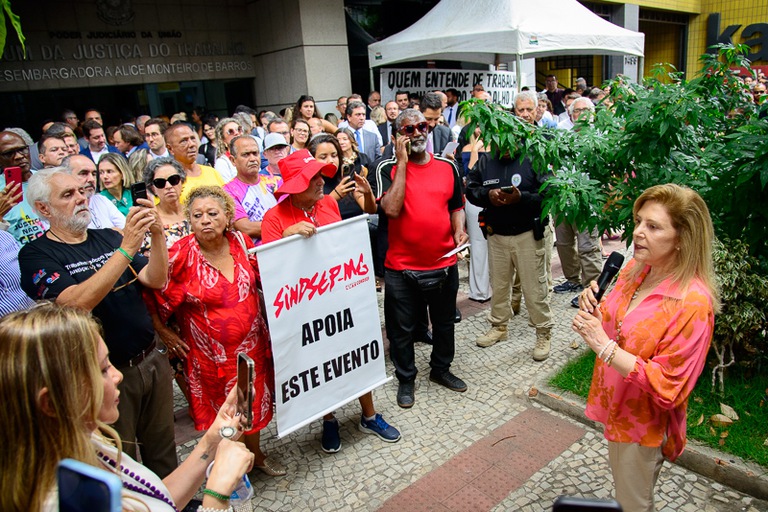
[585,259,715,461]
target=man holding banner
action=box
[261,149,401,454]
[378,109,469,409]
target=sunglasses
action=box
[399,122,429,135]
[152,174,182,188]
[225,127,243,136]
[0,146,30,158]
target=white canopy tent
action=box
[368,0,645,89]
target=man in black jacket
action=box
[465,91,554,361]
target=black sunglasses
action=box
[152,174,182,188]
[0,146,30,158]
[399,122,429,135]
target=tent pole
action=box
[516,55,522,92]
[637,57,644,84]
[369,67,375,92]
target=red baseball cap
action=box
[275,149,337,199]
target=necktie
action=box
[447,106,454,126]
[355,130,363,153]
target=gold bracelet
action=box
[605,344,619,366]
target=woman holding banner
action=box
[154,186,285,477]
[261,149,401,454]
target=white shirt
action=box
[89,194,126,229]
[150,147,170,159]
[444,104,459,128]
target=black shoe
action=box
[554,281,583,294]
[415,330,433,345]
[454,308,462,323]
[397,381,415,408]
[429,371,467,392]
[570,295,580,308]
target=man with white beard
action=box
[376,109,469,409]
[62,154,125,230]
[19,167,178,479]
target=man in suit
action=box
[378,101,399,143]
[80,120,121,164]
[421,92,454,156]
[346,100,381,162]
[443,88,461,129]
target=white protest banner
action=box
[255,216,390,438]
[380,68,516,107]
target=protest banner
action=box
[255,216,390,438]
[380,68,517,107]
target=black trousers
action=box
[384,265,459,383]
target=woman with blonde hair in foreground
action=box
[574,184,719,512]
[0,304,253,512]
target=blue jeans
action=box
[384,265,459,383]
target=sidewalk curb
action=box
[528,376,768,501]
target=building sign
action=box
[707,13,768,62]
[380,68,517,107]
[0,2,256,92]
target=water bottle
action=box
[205,462,253,511]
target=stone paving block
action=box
[442,484,497,512]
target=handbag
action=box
[402,268,449,292]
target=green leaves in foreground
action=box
[0,0,25,59]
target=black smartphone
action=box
[500,185,517,194]
[552,496,623,511]
[130,182,148,206]
[58,458,122,512]
[237,353,255,431]
[3,166,23,205]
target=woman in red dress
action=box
[154,185,285,476]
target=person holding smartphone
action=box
[0,130,48,245]
[0,304,253,512]
[465,91,554,361]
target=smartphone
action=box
[3,166,23,205]
[58,458,122,512]
[405,139,411,155]
[500,185,517,194]
[343,163,356,179]
[130,182,148,206]
[237,353,255,431]
[552,496,623,511]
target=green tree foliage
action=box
[0,0,25,58]
[461,45,768,388]
[461,45,768,266]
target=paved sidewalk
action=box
[172,239,768,511]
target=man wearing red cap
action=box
[377,109,469,409]
[262,149,401,454]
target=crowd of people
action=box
[0,75,724,512]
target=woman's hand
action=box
[157,325,190,359]
[577,280,601,313]
[203,386,244,446]
[334,175,356,199]
[571,309,611,354]
[283,221,316,238]
[205,440,255,496]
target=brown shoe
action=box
[254,456,287,476]
[532,328,551,361]
[476,326,508,348]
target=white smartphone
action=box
[441,141,459,157]
[58,458,122,512]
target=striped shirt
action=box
[0,230,35,317]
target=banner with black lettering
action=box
[255,215,390,438]
[380,68,516,107]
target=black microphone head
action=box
[606,251,624,272]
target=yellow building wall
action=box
[686,0,768,76]
[597,0,701,14]
[640,20,683,79]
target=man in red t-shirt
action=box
[378,109,469,409]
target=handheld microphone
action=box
[595,252,625,302]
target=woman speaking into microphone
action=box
[573,184,719,512]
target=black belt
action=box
[118,340,157,369]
